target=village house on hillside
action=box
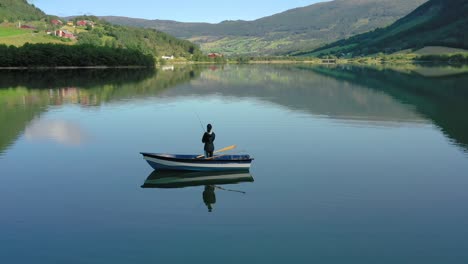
[20,25,36,30]
[208,53,223,58]
[55,29,76,40]
[76,20,95,27]
[67,21,74,26]
[51,19,63,26]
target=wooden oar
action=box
[196,145,236,159]
[205,154,227,160]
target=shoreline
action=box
[0,65,152,70]
[1,60,466,70]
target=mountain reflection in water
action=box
[1,65,468,263]
[0,66,202,156]
[1,64,467,155]
[310,65,468,152]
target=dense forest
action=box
[302,0,468,57]
[0,43,155,67]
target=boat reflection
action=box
[141,170,254,212]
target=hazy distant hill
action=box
[102,0,427,56]
[0,0,45,21]
[306,0,468,57]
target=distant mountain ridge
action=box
[306,0,468,57]
[101,0,427,55]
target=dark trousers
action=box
[205,151,213,158]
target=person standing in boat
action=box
[202,124,216,157]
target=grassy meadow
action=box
[414,46,468,55]
[0,25,73,46]
[0,27,25,37]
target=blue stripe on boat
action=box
[140,152,254,171]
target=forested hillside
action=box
[0,2,202,62]
[305,0,468,57]
[74,16,201,60]
[102,0,427,56]
[0,0,45,21]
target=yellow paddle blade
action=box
[214,145,236,154]
[196,145,236,158]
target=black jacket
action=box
[202,131,216,152]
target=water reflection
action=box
[311,65,468,152]
[1,64,468,155]
[203,185,216,212]
[0,66,201,156]
[166,65,427,124]
[24,119,88,146]
[141,170,254,212]
[1,65,468,262]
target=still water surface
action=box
[1,65,468,263]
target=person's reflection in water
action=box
[203,185,216,212]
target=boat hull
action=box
[141,153,253,171]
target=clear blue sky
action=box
[31,0,330,23]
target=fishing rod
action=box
[195,111,205,132]
[215,186,246,194]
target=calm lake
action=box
[1,64,468,263]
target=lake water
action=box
[1,64,468,263]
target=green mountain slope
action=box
[306,0,468,57]
[0,0,45,21]
[101,0,427,56]
[74,16,201,60]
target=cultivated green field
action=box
[0,27,26,37]
[0,27,70,46]
[414,46,468,55]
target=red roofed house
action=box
[55,30,76,40]
[20,25,36,30]
[51,19,63,26]
[208,53,223,58]
[76,20,95,27]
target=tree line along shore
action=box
[0,43,155,67]
[0,43,467,69]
